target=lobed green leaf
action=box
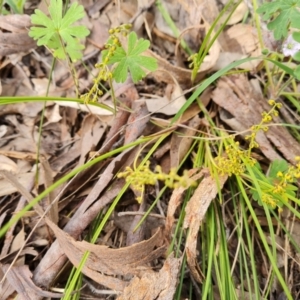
[257,0,300,40]
[106,32,157,83]
[29,0,90,61]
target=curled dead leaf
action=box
[45,218,167,291]
[0,264,63,299]
[184,169,228,283]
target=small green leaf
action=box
[29,0,90,61]
[268,159,289,179]
[106,31,157,83]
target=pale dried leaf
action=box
[0,264,63,299]
[212,75,300,164]
[145,29,220,84]
[0,15,31,33]
[170,115,201,168]
[0,33,36,57]
[78,114,106,166]
[178,0,219,25]
[124,101,149,144]
[215,24,261,70]
[55,101,114,115]
[0,155,18,175]
[40,158,58,224]
[165,169,204,238]
[145,83,186,115]
[117,253,182,300]
[184,169,228,282]
[0,172,34,197]
[221,2,248,25]
[33,149,138,288]
[44,104,62,124]
[45,218,166,291]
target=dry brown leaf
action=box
[214,24,261,71]
[55,101,115,115]
[212,75,300,164]
[178,0,219,25]
[145,32,220,85]
[170,115,201,168]
[124,100,149,145]
[1,195,27,257]
[0,264,63,299]
[150,0,220,85]
[45,218,166,291]
[78,114,107,166]
[0,155,18,176]
[0,102,45,118]
[40,158,58,224]
[33,148,137,288]
[114,212,165,235]
[0,267,15,300]
[221,2,248,25]
[0,14,35,56]
[0,170,45,218]
[0,15,31,32]
[164,169,204,239]
[145,83,187,115]
[87,0,111,18]
[50,140,81,172]
[9,227,25,266]
[0,172,35,197]
[0,14,36,57]
[184,169,228,283]
[126,198,147,247]
[0,151,38,162]
[89,20,110,48]
[117,253,182,300]
[105,1,135,28]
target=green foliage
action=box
[4,0,26,13]
[215,99,300,210]
[251,159,298,210]
[257,0,300,40]
[103,31,157,83]
[82,26,157,105]
[29,0,90,62]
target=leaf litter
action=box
[0,0,300,299]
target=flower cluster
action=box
[245,100,282,151]
[215,100,282,177]
[276,159,300,186]
[261,157,300,210]
[117,161,196,202]
[81,24,132,103]
[215,141,256,176]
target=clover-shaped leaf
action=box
[29,0,90,61]
[105,31,157,83]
